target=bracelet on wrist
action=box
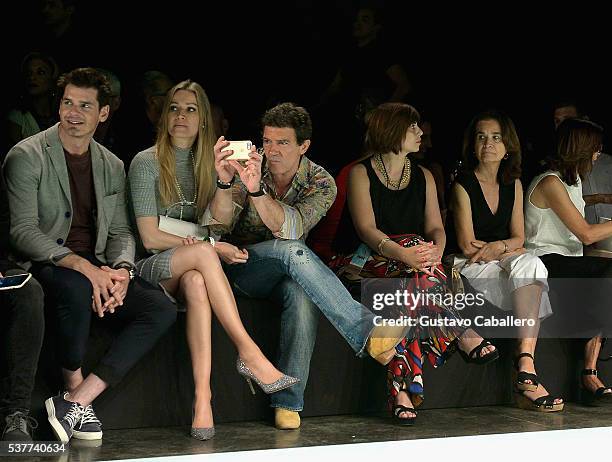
[216,177,235,189]
[377,237,391,255]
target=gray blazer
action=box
[3,123,135,268]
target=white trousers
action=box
[454,252,552,320]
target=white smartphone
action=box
[0,273,32,291]
[221,140,253,161]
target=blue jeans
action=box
[224,239,375,411]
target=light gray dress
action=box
[129,146,204,300]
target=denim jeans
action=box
[224,239,375,411]
[0,269,45,414]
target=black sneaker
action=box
[45,392,84,443]
[1,411,38,441]
[73,404,103,440]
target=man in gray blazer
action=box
[3,68,176,444]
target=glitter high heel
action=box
[235,357,299,395]
[190,403,214,441]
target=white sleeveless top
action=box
[525,171,584,257]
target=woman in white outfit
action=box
[452,110,563,412]
[525,118,612,406]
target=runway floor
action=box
[13,403,612,461]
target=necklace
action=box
[374,154,411,189]
[174,149,198,220]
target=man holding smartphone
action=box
[206,103,378,430]
[3,68,176,444]
[0,167,45,441]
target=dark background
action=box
[4,0,610,174]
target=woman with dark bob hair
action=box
[452,110,562,412]
[525,118,612,406]
[329,102,498,425]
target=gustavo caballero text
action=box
[373,315,535,328]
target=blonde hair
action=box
[155,80,216,218]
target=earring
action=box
[503,153,509,160]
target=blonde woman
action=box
[128,80,297,441]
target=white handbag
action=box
[158,215,208,240]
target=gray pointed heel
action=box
[190,426,215,441]
[236,357,299,395]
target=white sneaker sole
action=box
[73,429,103,440]
[45,397,70,444]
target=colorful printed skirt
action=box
[329,234,466,408]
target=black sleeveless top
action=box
[333,157,426,254]
[456,170,515,242]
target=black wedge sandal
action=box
[514,352,539,392]
[515,391,564,412]
[580,369,612,406]
[459,339,499,365]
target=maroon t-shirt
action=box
[64,149,96,253]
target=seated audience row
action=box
[2,68,611,445]
[0,68,400,443]
[324,104,612,420]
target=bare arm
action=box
[135,216,186,252]
[208,187,234,225]
[208,136,239,225]
[224,151,287,234]
[534,175,612,245]
[452,182,479,257]
[249,194,287,234]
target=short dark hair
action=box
[57,67,112,108]
[551,118,603,185]
[363,102,420,156]
[461,109,522,185]
[261,102,312,145]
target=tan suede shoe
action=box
[274,408,300,430]
[366,325,408,365]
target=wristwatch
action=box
[248,183,266,197]
[114,263,136,281]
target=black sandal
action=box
[391,404,417,426]
[580,369,612,406]
[514,352,539,392]
[459,339,499,365]
[515,391,564,412]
